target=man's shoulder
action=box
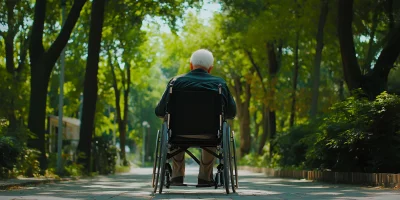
[170,73,187,83]
[209,75,227,85]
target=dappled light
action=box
[1,0,400,199]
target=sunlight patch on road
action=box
[308,192,344,195]
[297,185,331,189]
[238,189,282,195]
[82,182,146,189]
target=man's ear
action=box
[190,62,194,70]
[207,66,213,73]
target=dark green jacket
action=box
[155,69,237,119]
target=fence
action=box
[239,166,400,188]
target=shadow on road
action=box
[0,167,399,200]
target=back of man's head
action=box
[190,49,214,69]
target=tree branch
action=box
[385,0,394,31]
[46,0,87,70]
[29,0,46,66]
[107,49,122,123]
[372,24,400,79]
[17,31,31,74]
[123,61,130,122]
[363,5,379,74]
[266,42,279,75]
[337,0,362,91]
[245,49,266,93]
[5,0,16,74]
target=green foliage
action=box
[0,136,21,171]
[92,136,118,175]
[64,162,84,177]
[239,152,269,168]
[0,122,40,178]
[276,120,322,168]
[13,148,41,177]
[47,153,83,177]
[278,91,400,173]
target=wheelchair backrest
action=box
[167,89,222,138]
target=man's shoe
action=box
[170,176,184,185]
[197,178,215,186]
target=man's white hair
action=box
[190,49,214,69]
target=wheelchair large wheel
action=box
[228,127,238,192]
[222,122,230,194]
[158,123,169,194]
[152,130,161,188]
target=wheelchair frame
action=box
[152,83,238,194]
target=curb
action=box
[239,166,400,188]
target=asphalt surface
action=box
[0,167,399,200]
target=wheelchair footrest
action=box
[167,183,215,187]
[196,183,215,187]
[170,183,188,186]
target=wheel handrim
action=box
[223,122,230,194]
[159,124,168,194]
[228,127,236,193]
[232,131,239,189]
[152,130,160,188]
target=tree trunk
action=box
[266,42,279,156]
[232,76,252,156]
[310,0,328,118]
[238,87,251,155]
[108,50,127,166]
[122,62,131,165]
[3,0,17,130]
[77,0,105,174]
[107,47,131,166]
[290,32,300,127]
[339,80,345,101]
[257,107,269,155]
[28,0,87,172]
[268,110,276,157]
[337,0,362,92]
[28,62,51,171]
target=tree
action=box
[337,0,400,98]
[310,0,329,118]
[0,0,32,129]
[77,0,106,173]
[28,0,87,171]
[78,0,105,173]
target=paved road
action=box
[0,167,399,200]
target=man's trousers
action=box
[171,147,216,181]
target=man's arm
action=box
[224,84,237,119]
[155,80,172,118]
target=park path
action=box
[0,167,399,200]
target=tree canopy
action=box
[1,0,400,176]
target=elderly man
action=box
[155,49,236,185]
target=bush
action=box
[92,136,117,175]
[47,153,83,177]
[276,120,322,168]
[0,122,40,178]
[0,136,22,170]
[0,137,40,178]
[277,92,400,173]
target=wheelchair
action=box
[152,83,238,194]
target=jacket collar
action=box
[190,68,208,73]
